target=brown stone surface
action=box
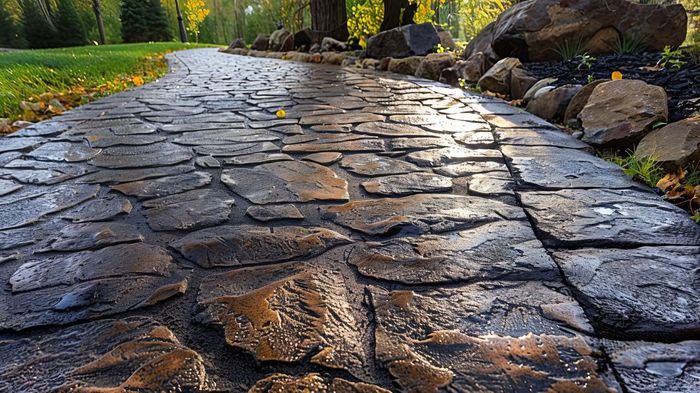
[110,171,212,200]
[222,160,348,204]
[249,374,391,393]
[197,263,370,378]
[0,318,215,392]
[171,225,351,268]
[246,204,304,222]
[340,153,425,176]
[370,283,612,392]
[361,172,453,196]
[142,189,236,231]
[301,152,343,165]
[321,194,524,236]
[349,221,556,284]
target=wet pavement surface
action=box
[0,48,698,392]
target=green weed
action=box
[613,34,648,55]
[553,37,586,60]
[603,150,664,187]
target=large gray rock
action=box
[269,28,293,52]
[525,84,582,123]
[563,79,607,127]
[464,0,687,62]
[366,22,440,59]
[579,80,668,147]
[636,116,700,169]
[477,57,522,94]
[509,68,537,100]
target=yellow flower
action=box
[611,71,623,80]
[132,76,145,86]
[276,109,286,119]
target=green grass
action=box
[0,42,220,120]
[603,150,664,187]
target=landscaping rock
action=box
[377,57,391,71]
[294,28,312,51]
[309,43,321,53]
[415,53,455,81]
[579,80,668,147]
[366,22,440,59]
[321,36,347,52]
[477,57,522,94]
[510,68,538,100]
[388,56,423,75]
[226,38,246,50]
[563,79,607,127]
[251,34,270,51]
[269,28,294,52]
[525,84,582,123]
[0,118,11,133]
[321,52,346,65]
[361,58,380,69]
[466,0,687,62]
[636,116,700,168]
[522,77,557,104]
[441,52,490,86]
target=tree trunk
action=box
[91,0,106,45]
[233,0,245,39]
[310,0,348,44]
[174,0,188,43]
[380,0,415,31]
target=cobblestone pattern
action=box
[0,49,698,392]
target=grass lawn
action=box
[0,42,220,123]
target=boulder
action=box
[309,43,321,53]
[636,116,700,169]
[294,28,312,51]
[526,84,583,123]
[361,58,380,69]
[523,78,558,104]
[269,28,294,52]
[321,52,347,65]
[341,57,358,67]
[563,79,607,128]
[415,53,455,81]
[477,57,522,95]
[440,52,490,86]
[466,0,687,62]
[377,57,392,71]
[321,37,347,52]
[251,34,270,51]
[510,68,537,100]
[224,38,246,52]
[579,80,668,147]
[388,56,424,75]
[285,51,313,63]
[366,22,440,59]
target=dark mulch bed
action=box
[525,51,700,122]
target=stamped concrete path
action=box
[0,48,698,392]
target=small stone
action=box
[301,152,343,165]
[246,204,304,222]
[361,172,453,196]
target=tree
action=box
[144,0,172,42]
[20,0,57,48]
[121,0,171,43]
[183,0,210,42]
[310,0,349,43]
[55,0,87,47]
[0,0,20,48]
[91,0,106,45]
[380,0,416,31]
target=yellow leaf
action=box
[132,76,145,86]
[276,109,286,119]
[657,168,686,192]
[611,71,623,80]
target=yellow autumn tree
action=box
[183,0,210,42]
[348,0,445,45]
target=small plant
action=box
[604,150,664,187]
[575,53,596,70]
[435,43,447,54]
[553,37,586,60]
[587,74,595,84]
[458,78,466,89]
[613,34,648,55]
[657,45,686,69]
